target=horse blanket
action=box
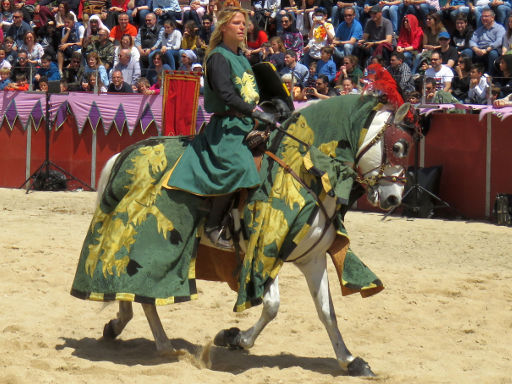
[71,95,384,311]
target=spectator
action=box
[109,12,137,44]
[37,75,49,92]
[146,50,171,84]
[316,46,336,83]
[381,0,401,33]
[135,76,152,94]
[304,61,317,89]
[0,66,11,89]
[83,27,115,71]
[0,0,15,33]
[281,72,304,101]
[304,74,336,99]
[37,20,60,60]
[412,11,446,73]
[135,12,162,73]
[151,0,182,25]
[181,19,200,50]
[191,62,203,92]
[0,45,12,69]
[54,2,77,29]
[60,79,69,92]
[84,14,109,43]
[5,72,29,90]
[441,0,470,23]
[280,49,309,87]
[502,14,512,54]
[495,54,512,97]
[197,14,213,49]
[424,76,460,103]
[335,54,363,86]
[57,13,85,75]
[399,0,439,27]
[434,31,458,68]
[155,19,180,69]
[262,36,286,71]
[80,71,106,92]
[277,12,304,60]
[10,49,32,82]
[491,0,512,30]
[111,47,141,85]
[6,9,31,48]
[83,51,109,88]
[396,14,423,69]
[62,51,83,85]
[470,8,505,75]
[451,53,471,101]
[303,7,334,67]
[34,53,61,84]
[337,76,359,94]
[105,0,130,29]
[2,36,16,65]
[245,16,268,65]
[387,51,415,93]
[107,69,134,92]
[333,6,362,63]
[127,0,151,27]
[178,49,195,71]
[470,0,491,29]
[425,50,453,91]
[357,5,394,66]
[19,31,44,65]
[452,14,474,58]
[467,63,490,104]
[113,33,140,67]
[182,0,204,28]
[148,73,161,94]
[405,90,420,103]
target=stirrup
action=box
[205,226,233,249]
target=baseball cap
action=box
[370,5,382,13]
[439,31,450,39]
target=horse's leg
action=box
[295,254,375,377]
[214,276,280,349]
[141,303,174,353]
[103,301,133,339]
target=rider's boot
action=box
[204,194,233,249]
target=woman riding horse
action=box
[165,7,275,248]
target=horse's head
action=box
[355,103,417,210]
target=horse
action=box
[71,94,415,377]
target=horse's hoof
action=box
[347,357,376,377]
[213,327,242,349]
[102,320,119,340]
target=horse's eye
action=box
[393,139,409,158]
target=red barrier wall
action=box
[0,121,26,187]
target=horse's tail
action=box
[95,153,120,209]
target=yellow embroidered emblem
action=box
[235,72,260,105]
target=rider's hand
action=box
[252,108,276,126]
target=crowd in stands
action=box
[0,0,511,105]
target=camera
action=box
[306,88,314,95]
[314,15,323,21]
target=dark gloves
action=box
[252,108,276,127]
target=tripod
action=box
[384,131,450,219]
[20,92,93,192]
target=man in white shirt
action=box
[424,51,453,92]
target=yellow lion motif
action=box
[235,72,260,105]
[85,143,177,278]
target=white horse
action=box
[90,102,413,377]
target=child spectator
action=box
[304,61,317,88]
[57,13,85,75]
[0,46,11,69]
[467,63,489,104]
[336,77,359,94]
[5,73,29,90]
[303,7,334,67]
[60,79,69,92]
[316,46,336,83]
[0,67,11,89]
[37,75,49,92]
[2,36,17,65]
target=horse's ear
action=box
[393,103,411,125]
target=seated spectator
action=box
[245,16,268,65]
[62,51,83,86]
[262,36,286,72]
[434,31,458,68]
[336,76,359,94]
[424,76,460,103]
[105,0,130,29]
[127,0,151,27]
[452,14,474,58]
[333,6,362,63]
[277,13,304,61]
[10,49,32,82]
[281,72,304,101]
[0,0,15,33]
[80,71,104,92]
[335,54,363,86]
[111,48,141,85]
[60,79,69,92]
[316,46,336,83]
[0,66,11,89]
[396,14,422,69]
[37,21,60,61]
[83,51,109,88]
[280,49,309,88]
[151,0,182,25]
[470,8,505,75]
[19,31,44,66]
[191,62,203,93]
[154,19,180,69]
[387,51,415,93]
[304,61,317,89]
[107,69,134,92]
[84,14,109,43]
[405,90,420,104]
[490,0,512,26]
[197,14,213,50]
[470,0,491,29]
[412,12,446,73]
[381,0,401,34]
[303,7,334,67]
[135,12,162,74]
[6,9,31,48]
[5,72,29,90]
[109,12,137,45]
[304,74,337,99]
[357,5,393,66]
[451,54,472,101]
[0,45,12,69]
[37,75,49,92]
[495,54,512,97]
[2,36,17,65]
[425,51,454,92]
[135,76,152,94]
[441,0,470,23]
[54,2,78,29]
[83,27,115,72]
[149,74,161,94]
[57,13,85,74]
[178,49,195,71]
[146,50,171,84]
[34,53,61,85]
[467,63,490,104]
[502,14,512,55]
[182,0,204,28]
[181,19,200,51]
[114,34,141,66]
[399,0,439,26]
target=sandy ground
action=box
[0,187,511,384]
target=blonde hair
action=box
[205,7,248,59]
